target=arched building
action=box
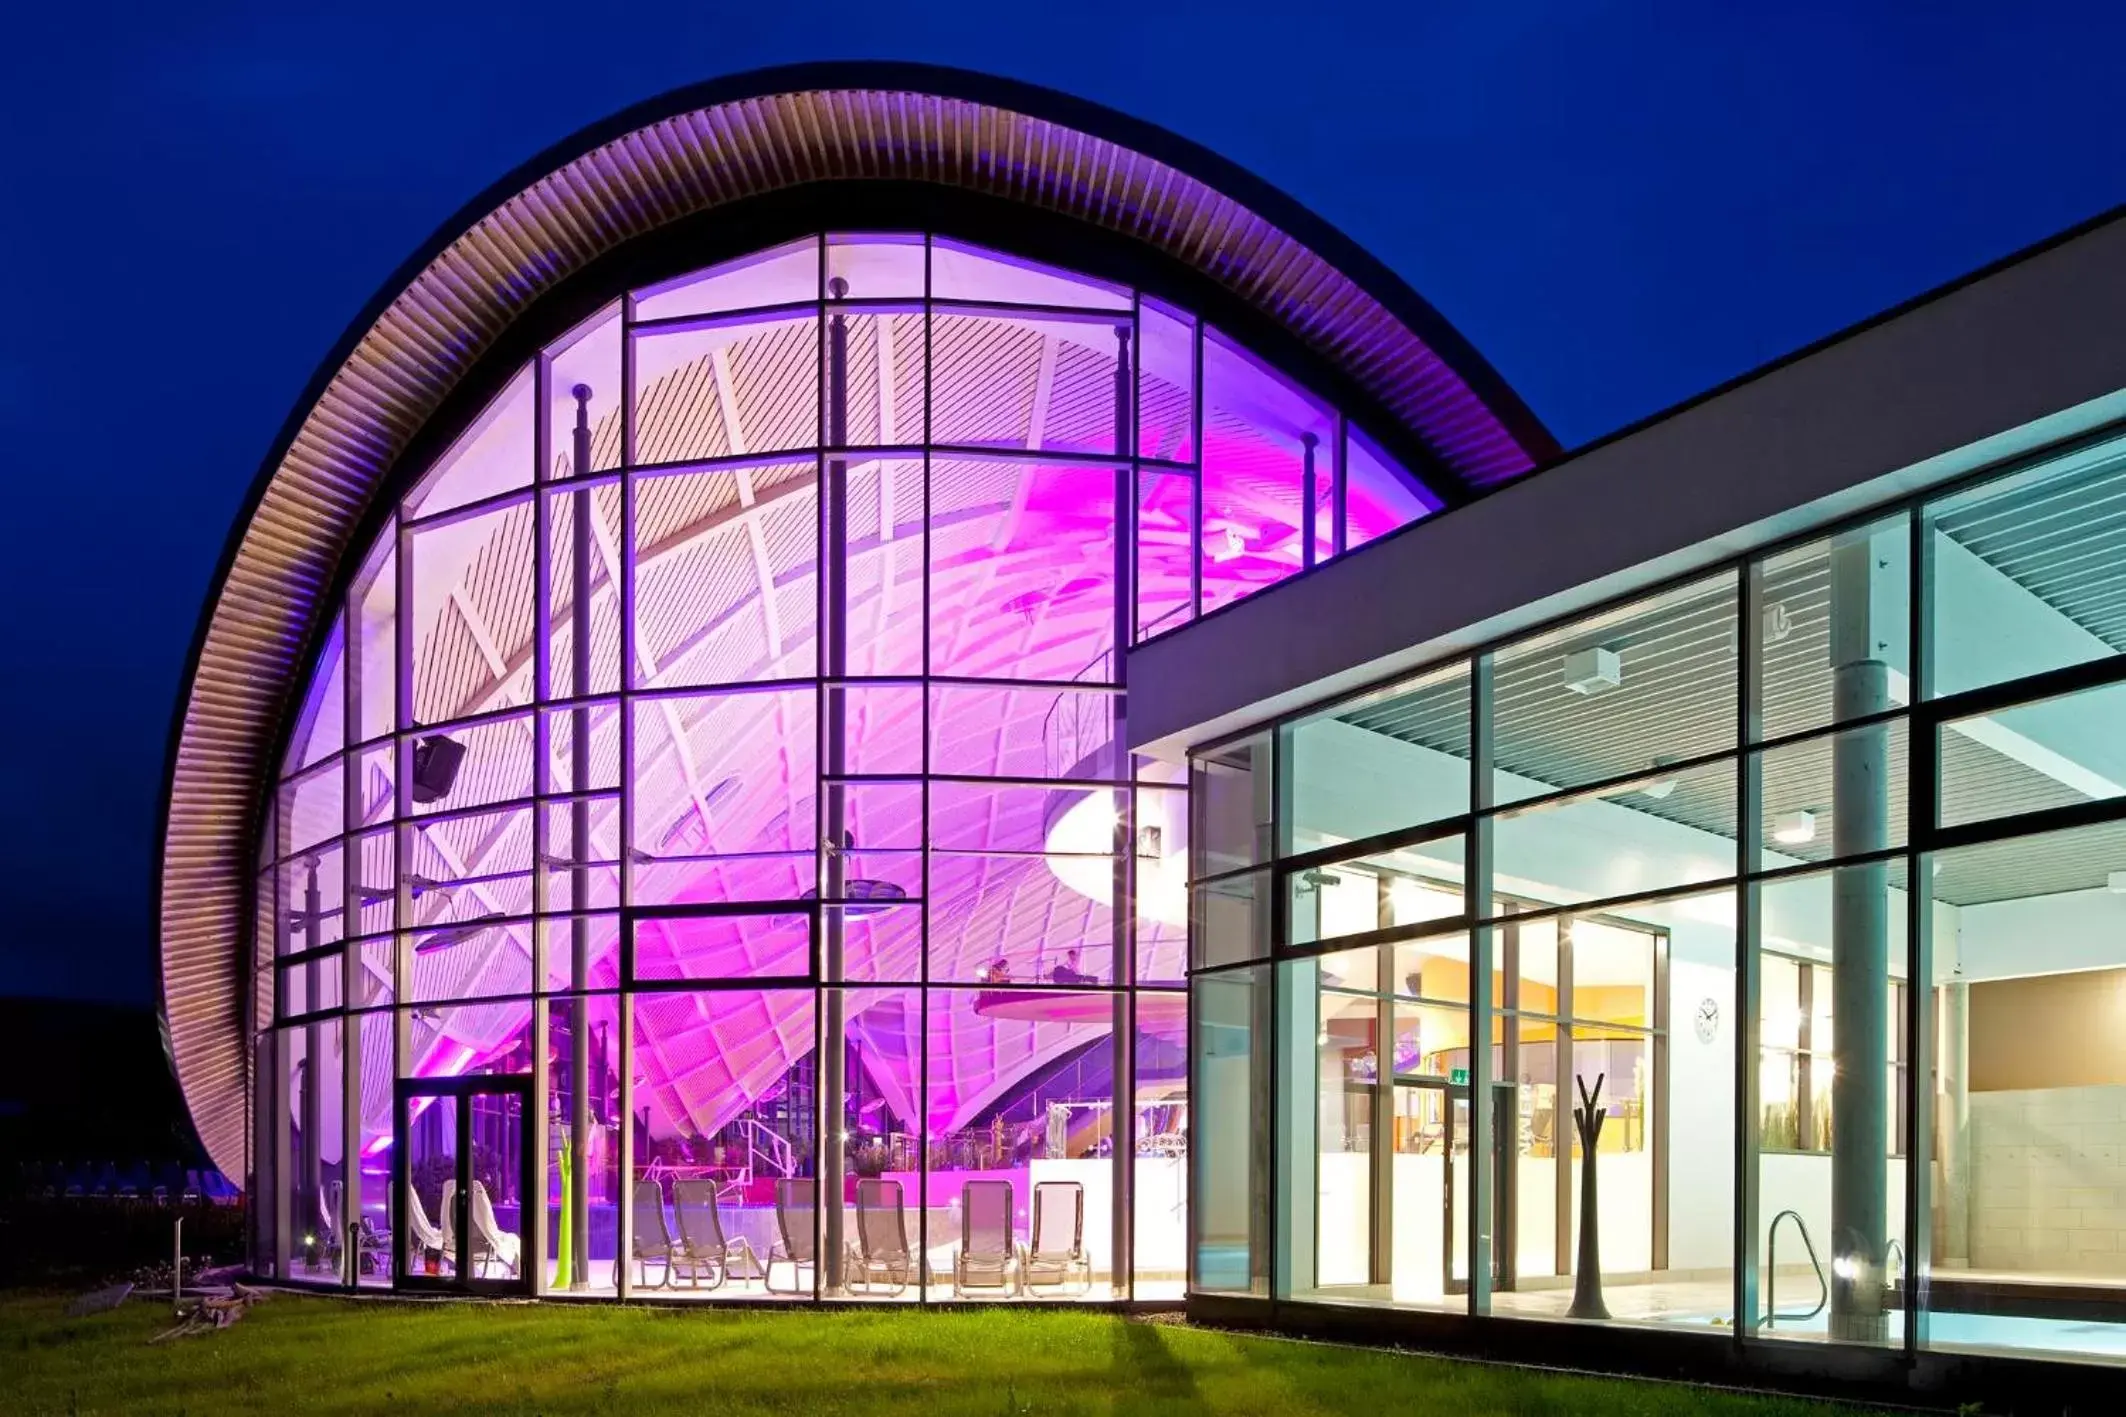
[159,62,1550,1304]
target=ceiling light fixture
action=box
[1772,810,1818,845]
[1562,646,1622,695]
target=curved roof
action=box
[157,60,1555,1178]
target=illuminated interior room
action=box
[1164,213,2126,1409]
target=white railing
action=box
[732,1117,796,1182]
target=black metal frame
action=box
[252,226,1299,1306]
[1283,875,1669,1301]
[619,899,821,993]
[1184,410,2126,1388]
[391,1073,536,1297]
[215,183,1473,1289]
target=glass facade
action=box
[251,233,1432,1300]
[1191,425,2126,1365]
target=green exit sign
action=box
[1449,1067,1469,1086]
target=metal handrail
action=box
[733,1117,795,1180]
[1040,650,1115,780]
[1765,1209,1828,1328]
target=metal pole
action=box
[1735,560,1765,1338]
[301,857,324,1264]
[822,278,851,1290]
[568,384,595,1290]
[1330,417,1348,558]
[1372,911,1394,1287]
[614,296,639,1300]
[1110,322,1135,1295]
[1300,433,1319,571]
[1939,972,1971,1264]
[1828,532,1891,1342]
[1467,652,1496,1313]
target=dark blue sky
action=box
[3,4,2122,1003]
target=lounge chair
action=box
[847,1177,913,1295]
[404,1182,446,1273]
[467,1180,521,1278]
[632,1179,678,1288]
[673,1179,759,1291]
[952,1179,1020,1297]
[319,1180,344,1273]
[1023,1180,1091,1295]
[765,1178,816,1294]
[437,1179,461,1271]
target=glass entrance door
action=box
[1395,1080,1513,1299]
[1392,1080,1457,1302]
[394,1076,533,1294]
[1446,1090,1470,1293]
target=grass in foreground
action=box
[0,1291,1860,1416]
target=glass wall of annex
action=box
[1189,422,2126,1366]
[251,232,1437,1302]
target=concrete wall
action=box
[1969,1087,2126,1277]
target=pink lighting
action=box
[272,231,1456,1258]
[160,71,1557,1188]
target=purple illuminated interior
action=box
[266,234,1432,1289]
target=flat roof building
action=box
[159,60,2126,1409]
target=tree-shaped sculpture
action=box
[1568,1072,1611,1321]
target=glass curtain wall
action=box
[1190,423,2126,1367]
[252,234,1421,1302]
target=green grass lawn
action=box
[0,1291,1862,1416]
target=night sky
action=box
[4,4,2122,1005]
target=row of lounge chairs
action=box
[14,1163,237,1204]
[634,1176,1091,1296]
